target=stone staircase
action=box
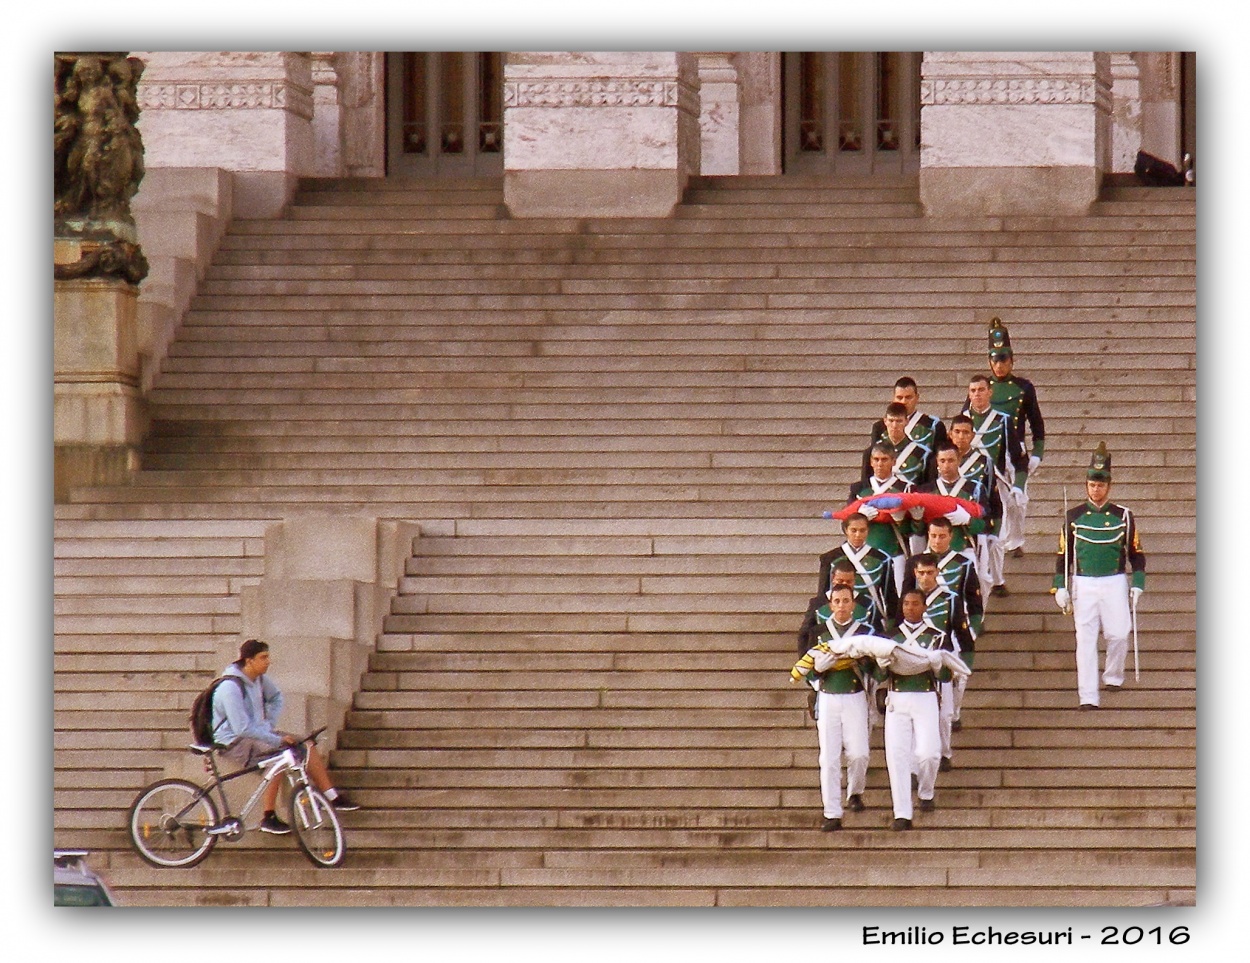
[53,175,1195,906]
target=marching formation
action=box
[790,319,1148,832]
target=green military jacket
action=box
[1052,500,1146,591]
[849,475,915,560]
[802,614,875,694]
[880,621,942,692]
[989,373,1045,459]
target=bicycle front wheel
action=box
[290,785,345,868]
[128,778,220,868]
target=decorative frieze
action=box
[138,81,314,119]
[504,78,698,115]
[921,77,1109,109]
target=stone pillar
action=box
[697,53,740,175]
[503,52,701,218]
[236,515,420,758]
[1136,51,1184,167]
[54,52,150,500]
[337,52,386,179]
[920,52,1112,217]
[1109,53,1142,173]
[134,51,315,218]
[310,52,344,177]
[735,52,783,176]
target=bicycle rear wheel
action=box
[290,785,345,868]
[128,779,220,868]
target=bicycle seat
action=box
[189,743,219,756]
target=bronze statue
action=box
[54,52,149,284]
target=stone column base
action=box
[505,169,686,219]
[54,444,140,502]
[920,166,1101,218]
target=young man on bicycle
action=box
[212,639,360,833]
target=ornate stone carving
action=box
[54,52,149,283]
[55,240,149,285]
[922,77,1100,106]
[504,79,698,114]
[138,80,314,119]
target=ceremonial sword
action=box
[1061,486,1073,615]
[1131,589,1140,682]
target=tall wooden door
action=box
[783,52,922,178]
[386,52,504,176]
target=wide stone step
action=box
[55,174,1195,908]
[211,244,1193,268]
[192,275,1195,300]
[204,258,1195,282]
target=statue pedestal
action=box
[54,239,146,500]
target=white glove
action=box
[908,504,925,521]
[1054,588,1070,612]
[859,504,879,520]
[945,506,971,526]
[1028,454,1042,476]
[812,649,837,673]
[1130,587,1143,603]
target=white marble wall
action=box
[502,52,701,217]
[133,51,316,217]
[920,52,1112,215]
[697,53,740,176]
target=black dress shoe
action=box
[892,818,913,831]
[847,794,864,812]
[991,584,1009,597]
[1079,703,1098,710]
[919,798,935,812]
[1106,683,1122,690]
[951,719,962,732]
[1009,546,1025,559]
[939,756,953,772]
[821,817,842,832]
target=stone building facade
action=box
[55,49,1193,494]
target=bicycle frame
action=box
[193,743,311,835]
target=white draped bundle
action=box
[821,633,972,679]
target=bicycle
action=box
[127,727,345,869]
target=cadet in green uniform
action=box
[849,442,918,594]
[916,441,990,556]
[790,584,873,830]
[909,554,974,772]
[867,377,948,463]
[903,517,983,732]
[800,515,894,655]
[963,375,1028,597]
[985,318,1046,557]
[947,414,1003,605]
[1052,443,1146,709]
[880,590,943,829]
[862,401,938,488]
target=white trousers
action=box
[952,671,969,722]
[938,680,954,759]
[1001,478,1029,552]
[976,533,1002,597]
[816,690,870,818]
[884,689,940,819]
[891,553,907,596]
[1072,574,1131,706]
